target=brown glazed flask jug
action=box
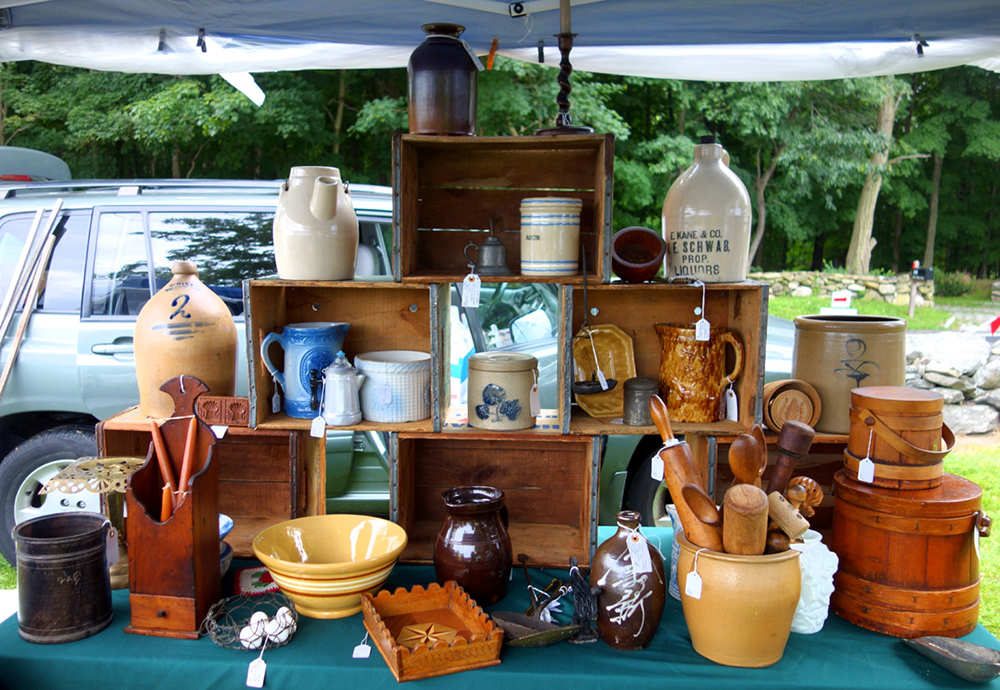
[590,510,666,650]
[408,23,478,135]
[433,486,512,605]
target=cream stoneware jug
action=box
[273,166,359,280]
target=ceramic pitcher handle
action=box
[260,332,286,390]
[722,332,745,385]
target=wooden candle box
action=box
[566,280,768,436]
[244,279,445,431]
[393,134,614,284]
[97,402,324,558]
[391,432,598,568]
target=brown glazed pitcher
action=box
[655,323,745,422]
[433,486,512,605]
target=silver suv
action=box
[0,176,395,563]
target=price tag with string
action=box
[685,548,707,600]
[271,376,282,415]
[725,383,738,421]
[858,428,876,483]
[353,632,372,659]
[462,269,481,308]
[246,639,268,688]
[530,370,541,417]
[626,528,653,574]
[692,280,710,341]
[650,451,664,481]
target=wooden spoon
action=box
[681,483,721,525]
[728,434,761,487]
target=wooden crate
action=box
[391,432,598,568]
[97,404,324,558]
[393,134,614,284]
[244,279,445,431]
[567,281,768,436]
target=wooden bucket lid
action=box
[850,386,943,415]
[833,470,981,518]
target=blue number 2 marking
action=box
[169,294,192,320]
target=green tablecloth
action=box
[2,533,999,690]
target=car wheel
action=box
[624,445,674,530]
[0,426,99,564]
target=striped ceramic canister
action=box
[519,197,582,277]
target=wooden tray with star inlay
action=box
[361,580,503,682]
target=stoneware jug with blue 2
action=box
[261,322,349,418]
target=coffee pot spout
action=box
[309,174,340,222]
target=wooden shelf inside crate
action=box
[245,279,442,429]
[254,412,434,433]
[393,134,614,283]
[440,406,564,433]
[567,407,749,436]
[401,270,594,285]
[568,280,767,434]
[392,432,597,568]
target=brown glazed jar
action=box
[590,510,666,650]
[433,486,512,605]
[408,23,477,135]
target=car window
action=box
[0,210,88,313]
[90,212,149,317]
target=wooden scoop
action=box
[750,423,768,484]
[681,483,721,526]
[728,434,762,488]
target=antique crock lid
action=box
[468,352,537,373]
[623,376,658,394]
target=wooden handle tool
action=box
[728,434,762,487]
[148,420,177,521]
[662,445,724,552]
[723,484,769,555]
[764,420,815,495]
[767,491,810,541]
[649,393,674,442]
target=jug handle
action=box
[722,332,745,385]
[309,369,322,412]
[464,242,479,267]
[260,332,286,390]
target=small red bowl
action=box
[612,226,666,283]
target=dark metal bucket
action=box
[13,512,113,644]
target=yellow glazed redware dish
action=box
[253,515,408,619]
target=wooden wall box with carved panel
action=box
[391,432,598,568]
[567,281,768,437]
[97,402,324,558]
[393,134,614,284]
[243,279,445,431]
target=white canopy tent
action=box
[1,0,999,82]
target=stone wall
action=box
[753,271,935,307]
[905,332,1000,434]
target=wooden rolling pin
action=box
[764,420,815,496]
[723,484,769,555]
[651,394,724,552]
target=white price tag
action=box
[651,452,664,482]
[530,384,541,417]
[352,643,371,659]
[695,318,711,341]
[246,658,266,688]
[310,416,326,438]
[725,388,738,421]
[685,571,703,600]
[462,273,481,308]
[377,383,392,406]
[626,532,653,574]
[271,391,281,415]
[211,425,229,439]
[105,526,120,566]
[858,457,875,484]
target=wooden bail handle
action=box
[855,407,955,462]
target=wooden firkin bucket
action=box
[830,470,991,638]
[844,386,954,490]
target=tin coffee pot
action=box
[464,237,511,276]
[321,351,365,426]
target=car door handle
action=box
[92,338,134,355]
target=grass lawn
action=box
[769,294,955,331]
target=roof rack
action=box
[0,179,284,200]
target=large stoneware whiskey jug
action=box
[662,135,751,282]
[134,261,237,418]
[408,23,478,135]
[273,166,359,280]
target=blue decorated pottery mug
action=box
[261,322,349,418]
